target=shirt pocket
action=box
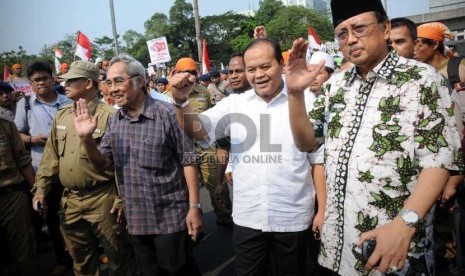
[0,137,13,171]
[137,138,166,170]
[80,131,104,159]
[56,130,67,157]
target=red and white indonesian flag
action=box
[308,26,321,50]
[54,47,63,74]
[74,31,92,61]
[54,47,63,59]
[3,64,10,81]
[54,57,61,75]
[306,26,322,63]
[202,39,210,74]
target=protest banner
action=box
[147,37,171,64]
[9,81,33,95]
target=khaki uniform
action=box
[0,117,35,275]
[34,97,129,276]
[168,85,233,224]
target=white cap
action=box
[308,51,335,70]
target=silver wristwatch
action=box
[173,99,189,108]
[398,209,420,227]
[189,203,202,209]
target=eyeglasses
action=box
[335,22,379,43]
[104,74,139,88]
[30,76,52,84]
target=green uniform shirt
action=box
[0,117,32,187]
[34,97,116,195]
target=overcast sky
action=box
[0,0,429,55]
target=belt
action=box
[64,181,113,197]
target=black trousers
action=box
[47,182,73,266]
[232,223,309,276]
[0,189,36,276]
[129,230,201,276]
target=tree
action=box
[201,12,255,67]
[122,30,144,50]
[144,13,170,39]
[255,0,284,25]
[166,0,197,62]
[94,35,122,59]
[266,5,333,50]
[0,46,38,78]
[142,0,197,65]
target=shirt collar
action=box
[345,50,398,85]
[86,97,101,115]
[245,80,287,104]
[118,94,154,120]
[32,90,62,106]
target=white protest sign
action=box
[147,37,171,64]
[9,81,33,95]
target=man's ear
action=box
[137,76,145,89]
[85,79,94,90]
[383,21,391,41]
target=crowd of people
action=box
[1,0,465,275]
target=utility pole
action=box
[193,0,202,62]
[109,0,120,55]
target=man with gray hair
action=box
[73,54,202,275]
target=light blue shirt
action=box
[14,92,72,171]
[149,89,172,103]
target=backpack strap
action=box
[447,57,463,86]
[23,95,31,134]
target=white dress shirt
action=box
[199,85,321,232]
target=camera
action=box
[361,239,376,263]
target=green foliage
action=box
[0,46,38,78]
[201,12,255,67]
[266,5,333,50]
[255,0,284,25]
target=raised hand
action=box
[285,38,324,95]
[170,72,196,104]
[254,25,267,39]
[74,98,98,138]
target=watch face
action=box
[403,210,419,224]
[406,212,417,223]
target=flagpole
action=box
[109,0,120,55]
[74,32,78,62]
[193,0,202,63]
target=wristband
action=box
[28,135,32,144]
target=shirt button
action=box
[70,168,73,171]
